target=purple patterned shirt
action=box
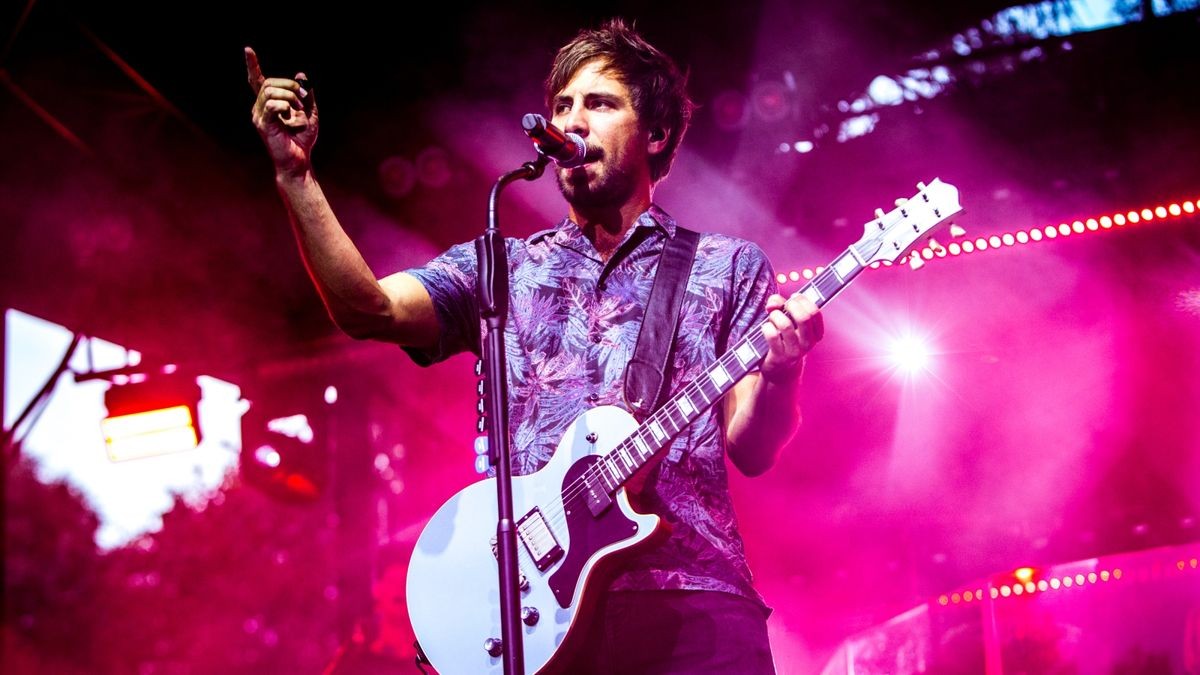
[404,205,776,604]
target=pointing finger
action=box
[245,46,265,91]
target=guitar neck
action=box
[596,247,867,487]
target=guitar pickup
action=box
[583,472,613,516]
[516,507,563,571]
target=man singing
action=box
[248,18,822,673]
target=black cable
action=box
[1,333,83,453]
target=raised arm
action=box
[245,46,437,346]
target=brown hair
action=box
[545,18,694,184]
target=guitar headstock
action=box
[850,179,963,269]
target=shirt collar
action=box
[529,204,678,248]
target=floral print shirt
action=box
[405,205,776,604]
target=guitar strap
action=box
[623,226,700,423]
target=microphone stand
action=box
[476,152,550,675]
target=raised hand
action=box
[245,46,318,177]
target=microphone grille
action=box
[521,113,546,132]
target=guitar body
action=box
[406,405,663,674]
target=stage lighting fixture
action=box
[101,373,202,462]
[751,80,791,123]
[712,90,750,131]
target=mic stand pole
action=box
[477,152,550,675]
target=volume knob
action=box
[484,637,503,657]
[521,606,540,626]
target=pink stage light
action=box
[772,194,1197,284]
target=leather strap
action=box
[623,227,700,421]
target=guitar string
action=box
[529,329,770,537]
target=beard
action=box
[555,151,638,211]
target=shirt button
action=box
[587,393,600,403]
[591,334,601,344]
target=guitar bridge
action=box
[516,507,563,571]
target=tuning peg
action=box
[949,224,967,238]
[927,238,944,253]
[894,198,908,207]
[917,181,927,190]
[909,255,925,271]
[874,208,886,219]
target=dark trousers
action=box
[558,589,776,674]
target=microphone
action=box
[522,113,588,168]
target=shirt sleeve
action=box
[722,240,778,355]
[402,241,481,366]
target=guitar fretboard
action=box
[588,248,867,492]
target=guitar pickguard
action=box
[548,455,644,608]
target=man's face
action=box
[550,60,650,210]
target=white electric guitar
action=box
[407,179,964,674]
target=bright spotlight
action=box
[888,334,932,374]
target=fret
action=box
[721,354,746,380]
[709,364,731,386]
[633,434,650,458]
[832,251,859,280]
[800,285,823,306]
[599,459,617,491]
[734,341,759,368]
[664,404,683,430]
[812,272,843,303]
[648,420,666,442]
[678,393,695,416]
[694,383,711,404]
[618,444,634,471]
